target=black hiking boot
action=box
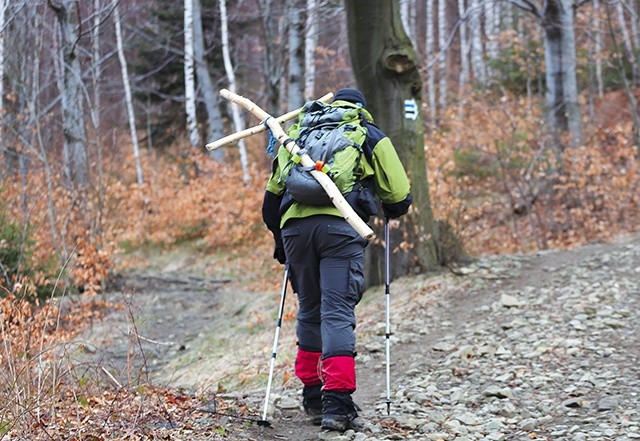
[321,390,363,432]
[302,384,323,425]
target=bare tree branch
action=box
[504,0,543,18]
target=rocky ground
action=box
[78,233,640,440]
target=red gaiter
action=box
[295,349,322,386]
[321,355,356,392]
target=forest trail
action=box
[78,233,640,440]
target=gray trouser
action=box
[281,215,367,357]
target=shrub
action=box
[0,197,55,300]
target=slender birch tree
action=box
[287,0,305,109]
[426,0,437,121]
[193,0,225,161]
[304,0,319,101]
[438,0,448,109]
[114,1,144,185]
[184,0,199,148]
[630,1,640,63]
[484,0,498,78]
[0,0,5,114]
[469,0,486,85]
[220,0,250,182]
[616,0,638,80]
[92,0,104,232]
[400,0,417,46]
[594,0,604,97]
[50,0,89,186]
[458,0,470,93]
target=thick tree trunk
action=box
[345,0,440,285]
[542,0,582,147]
[260,0,284,114]
[51,0,88,186]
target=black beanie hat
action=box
[333,88,366,107]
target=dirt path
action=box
[77,233,640,440]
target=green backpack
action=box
[283,100,372,206]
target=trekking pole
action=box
[258,265,289,428]
[384,218,392,415]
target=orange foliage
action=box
[1,140,272,296]
[427,92,640,254]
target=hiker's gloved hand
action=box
[273,245,286,265]
[382,194,412,219]
[272,233,286,265]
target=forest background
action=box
[0,0,639,438]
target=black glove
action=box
[382,194,412,219]
[273,246,286,265]
[271,230,286,265]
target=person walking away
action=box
[262,88,411,431]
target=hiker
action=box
[261,88,412,431]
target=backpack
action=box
[282,101,372,207]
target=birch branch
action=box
[219,89,374,240]
[205,92,333,150]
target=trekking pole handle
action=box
[219,89,375,240]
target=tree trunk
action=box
[605,1,640,150]
[400,0,416,47]
[220,0,250,182]
[616,0,638,80]
[184,0,199,148]
[594,0,604,97]
[287,0,305,110]
[303,0,319,101]
[260,0,284,114]
[426,0,437,122]
[345,0,440,285]
[0,0,5,114]
[542,0,582,147]
[484,0,498,78]
[469,0,486,85]
[92,0,105,233]
[193,0,225,161]
[458,0,469,93]
[50,0,88,186]
[438,0,448,109]
[114,1,144,185]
